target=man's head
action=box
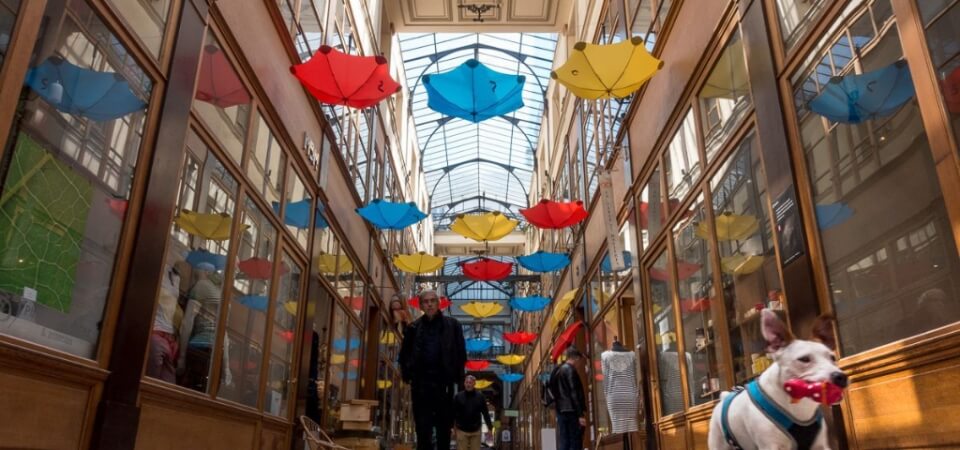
[564,346,584,367]
[464,374,476,391]
[419,289,441,318]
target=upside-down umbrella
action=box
[380,330,398,345]
[462,258,514,281]
[345,371,358,381]
[649,260,701,282]
[465,360,490,371]
[238,257,287,280]
[314,252,353,275]
[697,212,759,241]
[940,66,960,114]
[461,301,504,319]
[332,337,361,352]
[521,199,588,229]
[503,331,537,345]
[185,249,227,271]
[347,296,364,312]
[496,354,525,365]
[393,252,445,274]
[272,199,328,229]
[551,36,663,100]
[680,297,711,313]
[423,59,526,123]
[498,373,524,383]
[517,251,570,273]
[330,353,346,365]
[408,295,452,310]
[551,320,584,360]
[175,210,246,241]
[283,302,298,315]
[25,56,147,121]
[808,60,915,124]
[510,296,551,312]
[279,330,295,343]
[465,338,493,353]
[107,197,128,218]
[474,379,494,389]
[377,380,393,389]
[356,199,427,230]
[700,38,749,99]
[721,253,765,275]
[450,211,519,242]
[552,289,579,323]
[291,45,400,109]
[195,44,250,108]
[238,295,269,311]
[816,203,854,230]
[601,251,633,273]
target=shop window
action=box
[591,305,621,435]
[0,1,18,69]
[648,251,687,416]
[294,0,327,62]
[640,164,666,246]
[775,0,831,51]
[305,286,332,422]
[248,112,285,211]
[345,320,361,402]
[792,0,960,355]
[265,251,302,417]
[664,109,701,212]
[326,304,348,433]
[194,31,251,166]
[277,0,297,37]
[699,30,751,160]
[283,168,310,250]
[0,0,153,359]
[106,0,170,59]
[629,0,654,51]
[918,1,960,146]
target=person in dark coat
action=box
[398,290,467,450]
[549,346,587,450]
[453,375,494,450]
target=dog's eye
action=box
[830,354,837,362]
[798,355,812,363]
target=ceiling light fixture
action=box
[458,0,501,23]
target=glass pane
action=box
[0,0,152,359]
[297,0,326,62]
[325,305,348,433]
[664,109,701,211]
[247,113,284,212]
[699,30,751,160]
[0,0,20,69]
[672,193,721,405]
[264,252,301,417]
[649,251,684,416]
[107,0,170,58]
[591,305,622,436]
[640,164,666,246]
[345,321,361,401]
[711,135,781,384]
[305,287,331,422]
[194,31,251,165]
[775,0,831,50]
[919,1,960,146]
[218,197,277,407]
[794,1,960,355]
[277,0,296,37]
[283,169,310,250]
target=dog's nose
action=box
[830,372,848,388]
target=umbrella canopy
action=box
[291,45,400,108]
[816,203,854,230]
[279,330,295,343]
[377,380,393,389]
[551,36,663,100]
[393,252,445,274]
[356,199,427,230]
[380,330,398,345]
[474,379,494,389]
[498,373,524,383]
[175,210,247,241]
[196,45,251,108]
[347,296,364,312]
[238,257,286,280]
[496,354,525,365]
[649,260,701,282]
[185,249,227,271]
[941,66,960,114]
[521,199,588,229]
[330,353,346,364]
[460,301,504,319]
[450,211,519,242]
[510,296,551,312]
[552,289,579,323]
[720,253,765,275]
[238,295,269,311]
[517,251,570,273]
[551,321,584,360]
[408,295,452,310]
[272,199,328,229]
[465,360,490,371]
[332,337,361,352]
[314,252,353,274]
[465,338,493,353]
[503,331,537,345]
[700,38,749,99]
[697,212,759,241]
[680,297,711,313]
[25,56,147,121]
[601,251,633,273]
[283,301,298,315]
[462,258,514,281]
[808,60,915,124]
[423,59,526,123]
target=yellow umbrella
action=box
[695,212,759,241]
[460,301,504,319]
[496,354,525,365]
[450,211,518,242]
[700,38,749,99]
[377,380,393,389]
[551,36,663,100]
[721,253,765,275]
[330,353,346,365]
[174,210,248,241]
[314,252,353,275]
[552,288,579,323]
[380,330,398,345]
[474,379,493,389]
[283,301,298,315]
[393,251,445,274]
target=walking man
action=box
[453,375,494,450]
[399,290,467,450]
[549,346,587,450]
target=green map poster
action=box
[0,133,92,313]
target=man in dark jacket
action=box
[398,290,467,450]
[453,375,493,450]
[549,346,587,450]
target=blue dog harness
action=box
[720,380,823,450]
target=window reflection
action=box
[591,306,621,435]
[919,1,960,147]
[698,30,751,160]
[664,109,701,211]
[0,1,20,68]
[326,305,348,433]
[248,112,284,211]
[640,165,666,246]
[776,0,830,50]
[265,252,301,417]
[194,31,251,165]
[649,251,686,416]
[106,0,170,59]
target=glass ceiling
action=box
[398,33,558,229]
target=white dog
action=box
[707,309,846,450]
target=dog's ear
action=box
[761,309,794,353]
[810,314,837,350]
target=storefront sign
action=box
[772,187,805,266]
[503,409,519,417]
[304,133,319,169]
[599,171,626,271]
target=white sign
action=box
[599,171,626,271]
[501,430,511,442]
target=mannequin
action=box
[601,336,639,436]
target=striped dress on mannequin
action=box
[601,350,639,434]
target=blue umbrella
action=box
[356,199,427,230]
[185,249,227,271]
[465,338,493,353]
[238,295,269,311]
[25,56,147,121]
[509,296,551,312]
[345,371,358,381]
[816,203,854,230]
[498,373,523,383]
[808,60,915,124]
[333,337,362,352]
[272,199,328,229]
[601,251,633,273]
[517,250,570,273]
[423,59,526,123]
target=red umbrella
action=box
[348,296,364,311]
[503,331,537,345]
[196,45,251,108]
[639,199,682,228]
[462,258,513,281]
[238,257,288,280]
[680,297,711,313]
[279,330,295,343]
[291,46,400,109]
[942,66,960,114]
[521,199,588,229]
[106,198,127,219]
[649,260,701,282]
[408,295,451,310]
[465,360,490,371]
[551,321,584,360]
[349,358,360,368]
